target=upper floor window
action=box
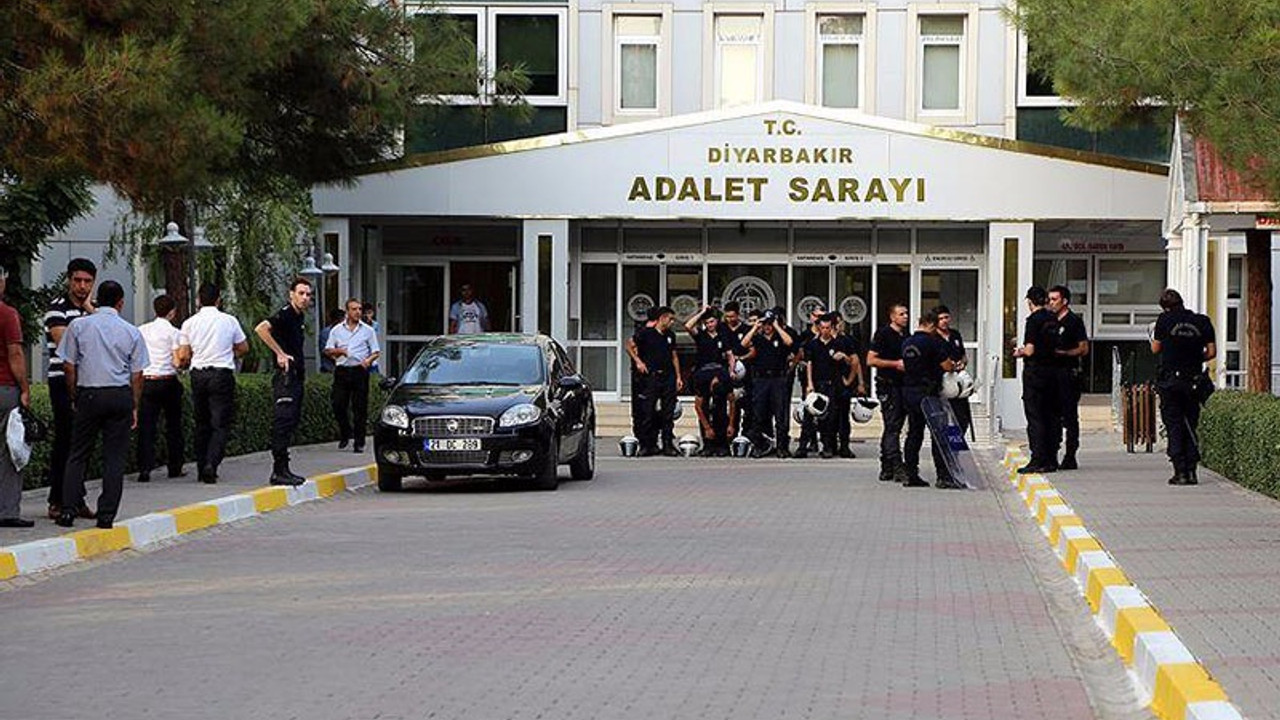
[817,14,864,109]
[411,6,568,105]
[714,15,765,108]
[919,15,965,112]
[616,15,662,112]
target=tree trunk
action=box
[1246,229,1272,393]
[163,200,191,324]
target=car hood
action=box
[392,385,544,416]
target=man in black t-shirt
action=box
[721,302,752,438]
[627,306,682,456]
[740,309,794,458]
[1048,285,1090,470]
[868,304,910,482]
[1151,288,1216,485]
[684,305,736,456]
[792,306,824,457]
[1014,286,1062,474]
[831,319,865,458]
[934,305,971,438]
[901,310,958,488]
[254,277,313,485]
[800,314,858,458]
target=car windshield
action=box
[402,342,545,386]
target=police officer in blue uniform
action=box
[800,313,858,458]
[1151,289,1216,485]
[741,308,794,458]
[1015,286,1062,474]
[901,310,959,488]
[868,304,910,482]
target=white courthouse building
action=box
[35,0,1279,430]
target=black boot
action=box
[1058,454,1078,471]
[270,462,304,487]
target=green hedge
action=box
[1199,390,1280,500]
[18,374,388,490]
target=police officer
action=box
[1048,285,1089,470]
[792,306,824,458]
[254,277,314,486]
[800,313,858,458]
[721,301,752,438]
[55,281,148,529]
[868,304,910,482]
[832,314,865,458]
[901,310,959,488]
[625,307,659,444]
[741,308,794,458]
[1151,289,1216,485]
[684,304,735,456]
[627,306,682,457]
[1014,286,1062,474]
[934,305,971,437]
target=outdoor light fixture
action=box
[192,226,214,250]
[158,222,188,247]
[321,252,340,273]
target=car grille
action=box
[412,416,494,438]
[419,450,490,465]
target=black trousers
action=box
[749,376,791,452]
[810,380,842,451]
[62,386,133,519]
[731,377,754,436]
[272,367,305,466]
[877,384,907,476]
[949,398,972,438]
[635,370,677,450]
[693,367,730,447]
[191,368,236,475]
[1158,374,1202,473]
[332,366,371,447]
[1023,364,1063,466]
[1057,370,1083,458]
[903,391,951,483]
[46,377,74,507]
[137,377,184,476]
[834,383,853,451]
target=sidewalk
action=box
[1,441,371,545]
[1005,431,1280,720]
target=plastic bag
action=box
[6,407,30,472]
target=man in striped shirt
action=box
[43,257,98,520]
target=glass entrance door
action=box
[919,267,982,400]
[383,264,445,375]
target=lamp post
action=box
[299,250,340,369]
[158,221,215,318]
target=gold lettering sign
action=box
[627,118,927,205]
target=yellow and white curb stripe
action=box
[0,465,377,581]
[1000,447,1244,720]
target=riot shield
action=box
[920,396,985,489]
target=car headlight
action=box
[499,403,541,428]
[381,404,409,429]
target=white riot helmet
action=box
[802,392,830,418]
[851,397,879,424]
[730,359,746,380]
[669,398,684,421]
[940,372,962,399]
[677,434,702,457]
[792,405,806,425]
[619,435,640,457]
[955,370,976,399]
[731,435,753,458]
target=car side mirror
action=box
[558,374,585,390]
[378,376,398,391]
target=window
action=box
[817,15,863,109]
[410,6,567,105]
[616,15,661,112]
[919,16,964,112]
[715,15,765,108]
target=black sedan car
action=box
[374,334,596,491]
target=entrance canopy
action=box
[314,101,1166,222]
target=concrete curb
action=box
[1000,447,1244,720]
[0,464,377,581]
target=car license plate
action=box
[425,438,482,452]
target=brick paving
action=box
[0,454,1107,720]
[1013,432,1280,720]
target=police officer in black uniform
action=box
[868,304,910,482]
[832,314,865,458]
[1151,289,1216,485]
[792,306,824,458]
[685,304,736,456]
[741,308,794,458]
[1015,286,1062,474]
[901,310,959,488]
[800,313,858,458]
[627,306,683,456]
[254,277,314,486]
[933,305,971,437]
[721,302,752,439]
[1048,285,1089,470]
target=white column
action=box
[521,219,570,340]
[1180,216,1206,310]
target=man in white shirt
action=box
[448,283,489,335]
[325,298,381,452]
[176,284,249,484]
[135,295,186,483]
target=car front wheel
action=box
[529,438,560,491]
[377,464,403,492]
[570,432,595,481]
